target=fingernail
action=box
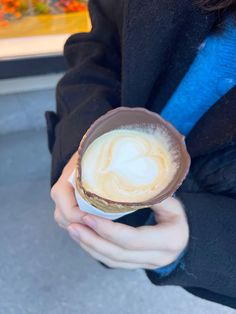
[82,215,97,229]
[68,225,80,240]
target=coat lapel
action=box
[186,86,236,158]
[121,0,217,110]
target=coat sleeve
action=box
[144,141,236,298]
[45,0,122,186]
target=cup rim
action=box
[76,106,191,208]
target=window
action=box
[0,0,91,59]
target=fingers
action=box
[50,151,86,228]
[52,182,84,222]
[81,214,142,249]
[51,179,86,227]
[68,223,172,267]
[79,242,156,270]
[151,197,187,223]
[54,207,68,229]
[68,224,159,269]
[80,214,181,251]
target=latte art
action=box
[81,128,177,203]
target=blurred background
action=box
[0,1,234,313]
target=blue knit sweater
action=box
[161,13,236,136]
[146,13,236,277]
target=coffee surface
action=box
[81,128,178,202]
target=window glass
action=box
[0,0,90,59]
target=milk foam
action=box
[81,127,178,202]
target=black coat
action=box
[45,0,236,308]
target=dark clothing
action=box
[45,0,236,308]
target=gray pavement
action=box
[0,89,54,134]
[0,129,234,314]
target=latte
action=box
[81,126,178,203]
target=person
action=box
[45,0,236,309]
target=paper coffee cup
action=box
[68,169,137,220]
[69,107,191,220]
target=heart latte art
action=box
[81,128,178,203]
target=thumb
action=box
[61,151,78,179]
[150,197,185,223]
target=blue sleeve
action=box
[144,212,187,278]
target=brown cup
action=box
[75,107,191,214]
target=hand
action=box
[67,197,189,270]
[50,152,87,228]
[51,152,189,270]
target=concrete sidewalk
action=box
[0,129,234,314]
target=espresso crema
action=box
[81,127,178,203]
